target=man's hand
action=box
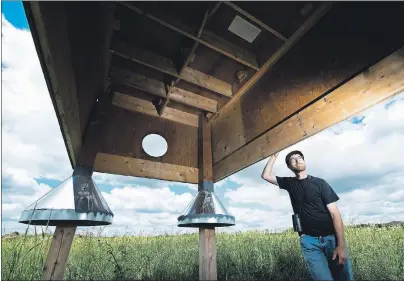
[332,245,347,265]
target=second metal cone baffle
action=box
[177,180,235,227]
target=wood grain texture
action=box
[211,101,246,164]
[26,2,81,167]
[113,93,199,127]
[211,3,404,165]
[119,1,259,70]
[199,227,217,281]
[94,153,199,183]
[77,89,114,168]
[110,67,167,97]
[169,87,217,113]
[208,3,332,124]
[159,10,210,115]
[110,67,218,112]
[199,116,213,183]
[101,105,199,168]
[213,46,404,181]
[43,226,76,280]
[111,38,232,97]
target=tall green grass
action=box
[2,225,403,280]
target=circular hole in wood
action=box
[142,134,168,157]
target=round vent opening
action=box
[142,134,168,157]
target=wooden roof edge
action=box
[23,2,78,169]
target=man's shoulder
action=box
[308,176,333,189]
[308,175,328,185]
[308,175,325,181]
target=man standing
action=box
[261,150,354,281]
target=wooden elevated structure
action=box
[23,1,404,280]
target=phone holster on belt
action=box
[292,213,303,233]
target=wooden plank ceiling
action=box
[108,1,327,122]
[24,2,404,183]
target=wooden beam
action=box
[94,153,199,183]
[213,45,404,181]
[113,92,199,127]
[169,87,217,113]
[179,11,211,78]
[223,1,287,41]
[42,226,76,280]
[110,67,167,98]
[118,1,259,70]
[159,10,211,115]
[110,68,218,112]
[208,3,332,124]
[110,38,233,97]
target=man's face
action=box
[288,154,306,172]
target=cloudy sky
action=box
[2,3,404,236]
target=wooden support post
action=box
[198,115,217,280]
[43,226,76,280]
[42,89,114,280]
[199,227,217,281]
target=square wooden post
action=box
[41,86,114,280]
[43,226,76,280]
[198,115,217,280]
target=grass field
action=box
[2,225,403,280]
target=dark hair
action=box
[285,150,304,166]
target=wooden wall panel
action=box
[212,3,404,165]
[213,46,404,181]
[101,106,199,168]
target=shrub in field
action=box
[1,225,403,280]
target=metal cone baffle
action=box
[177,180,235,227]
[19,166,113,226]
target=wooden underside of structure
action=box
[24,1,404,183]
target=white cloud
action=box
[102,185,193,213]
[2,171,52,222]
[1,15,72,181]
[224,184,291,212]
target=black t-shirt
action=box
[276,175,339,236]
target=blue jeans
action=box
[300,234,354,281]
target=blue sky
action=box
[2,1,28,29]
[2,4,404,236]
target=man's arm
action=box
[261,153,279,186]
[327,202,347,265]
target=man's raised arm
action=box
[261,153,279,186]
